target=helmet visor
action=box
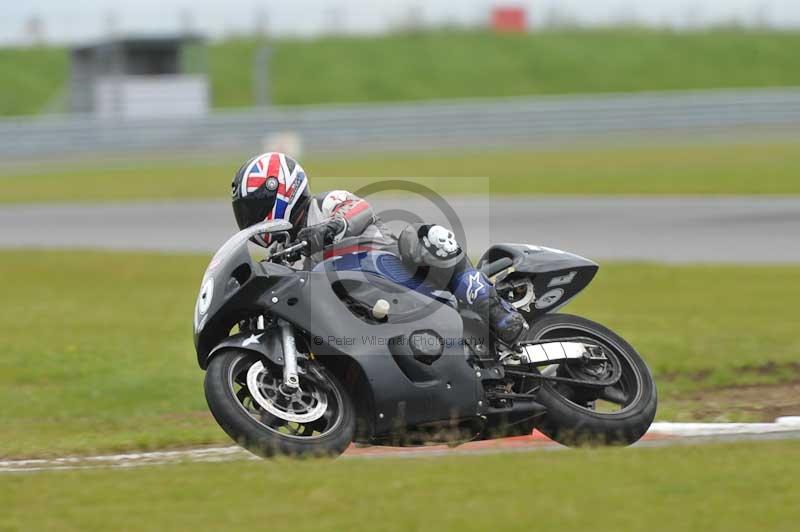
[232,195,274,230]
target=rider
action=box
[231,152,526,345]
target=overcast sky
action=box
[2,0,799,46]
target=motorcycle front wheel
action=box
[528,314,657,446]
[204,350,355,458]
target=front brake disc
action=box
[246,361,328,423]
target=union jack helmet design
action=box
[231,152,311,246]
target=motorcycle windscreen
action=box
[204,221,292,274]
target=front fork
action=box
[277,319,300,389]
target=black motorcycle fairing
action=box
[194,220,295,359]
[257,270,484,435]
[194,239,486,437]
[193,241,294,363]
[477,243,599,316]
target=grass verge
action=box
[244,29,800,106]
[0,46,68,116]
[7,29,800,115]
[2,440,799,532]
[2,141,800,203]
[1,250,798,457]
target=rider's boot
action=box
[472,293,527,345]
[454,270,527,346]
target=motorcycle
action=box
[194,220,657,457]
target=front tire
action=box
[204,350,355,458]
[529,314,657,446]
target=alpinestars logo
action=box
[466,272,486,304]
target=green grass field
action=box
[230,29,800,107]
[0,46,68,116]
[2,140,799,203]
[2,440,799,532]
[5,29,800,116]
[1,250,798,457]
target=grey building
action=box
[70,35,210,119]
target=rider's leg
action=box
[448,258,527,345]
[398,224,526,345]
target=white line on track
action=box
[2,418,799,474]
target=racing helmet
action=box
[231,152,311,245]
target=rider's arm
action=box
[329,197,375,240]
[298,191,377,254]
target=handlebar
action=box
[267,240,307,262]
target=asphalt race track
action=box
[1,196,799,262]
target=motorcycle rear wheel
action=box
[205,350,355,458]
[528,314,657,446]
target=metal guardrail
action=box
[1,88,800,160]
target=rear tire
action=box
[529,314,657,446]
[204,350,355,458]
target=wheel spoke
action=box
[260,411,285,429]
[297,423,316,436]
[598,386,628,405]
[236,387,250,402]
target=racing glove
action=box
[298,219,345,256]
